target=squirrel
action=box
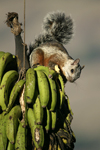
[27,11,84,83]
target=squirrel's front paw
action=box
[55,65,60,73]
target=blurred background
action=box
[0,0,100,149]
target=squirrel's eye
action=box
[71,69,74,73]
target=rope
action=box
[23,0,26,69]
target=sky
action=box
[0,0,100,149]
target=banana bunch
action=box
[25,65,75,150]
[0,51,19,111]
[0,51,76,150]
[0,51,26,149]
[25,65,66,149]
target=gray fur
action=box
[28,11,73,57]
[43,11,73,44]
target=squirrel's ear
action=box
[71,58,80,65]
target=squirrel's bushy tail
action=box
[28,11,74,56]
[43,11,73,44]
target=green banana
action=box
[57,74,65,93]
[34,66,57,111]
[27,108,36,127]
[47,78,57,111]
[0,106,2,113]
[33,95,44,125]
[6,79,25,113]
[34,65,57,77]
[34,65,49,72]
[56,74,65,109]
[27,108,44,149]
[7,141,15,150]
[0,51,5,59]
[32,124,44,150]
[51,110,57,130]
[0,135,6,150]
[59,90,65,109]
[66,113,73,126]
[66,96,73,116]
[0,113,8,150]
[0,52,16,84]
[35,70,50,108]
[43,70,57,112]
[45,107,51,133]
[15,120,27,150]
[3,55,18,73]
[25,68,36,104]
[0,70,18,111]
[6,105,21,144]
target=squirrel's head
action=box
[62,58,84,82]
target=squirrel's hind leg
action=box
[30,48,44,67]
